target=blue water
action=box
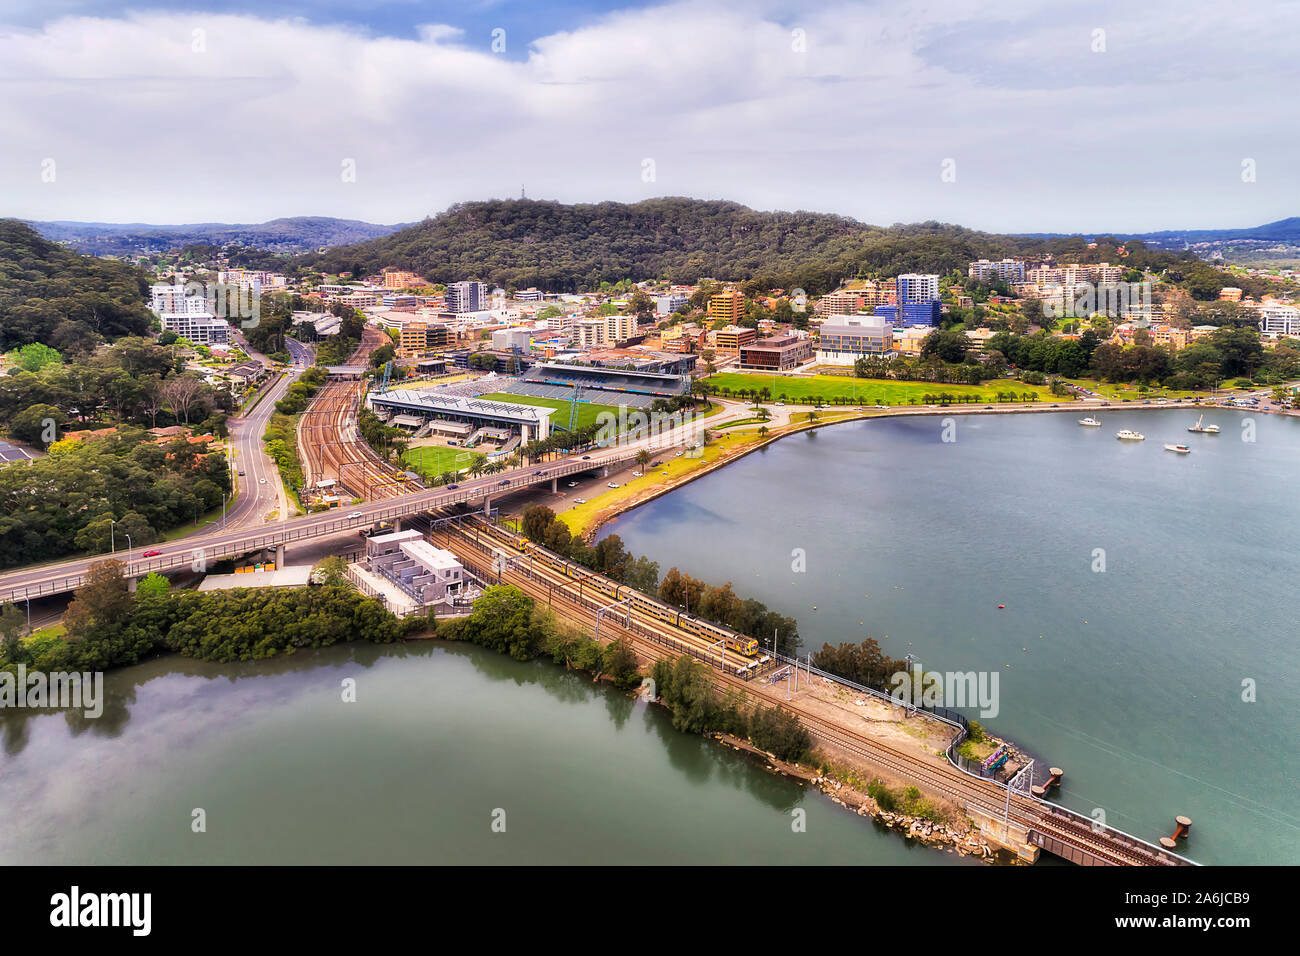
[599,409,1300,864]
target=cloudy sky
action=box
[1,0,1296,232]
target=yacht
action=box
[1188,415,1220,434]
[1164,443,1191,454]
[1115,429,1145,441]
[1078,416,1101,426]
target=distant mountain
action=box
[1016,217,1300,249]
[24,216,410,256]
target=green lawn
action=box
[1064,379,1217,402]
[706,373,1061,405]
[403,445,479,477]
[476,392,625,431]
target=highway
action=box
[223,337,313,529]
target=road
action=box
[223,338,313,529]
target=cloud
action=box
[0,0,1295,231]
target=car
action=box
[347,511,363,519]
[534,470,545,476]
[568,481,578,487]
[142,549,162,558]
[608,482,620,488]
[581,455,591,460]
[498,479,509,486]
[650,461,661,467]
[631,471,643,477]
[574,498,587,504]
[674,451,683,457]
[237,469,245,476]
[259,478,266,484]
[1100,401,1111,406]
[1050,404,1059,408]
[448,484,459,489]
[983,405,993,410]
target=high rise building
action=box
[706,290,745,324]
[445,281,487,313]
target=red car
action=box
[142,549,163,557]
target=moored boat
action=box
[1078,417,1101,426]
[1188,414,1220,434]
[1164,443,1191,454]
[1116,429,1145,441]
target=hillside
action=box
[26,216,409,256]
[303,198,1052,295]
[301,197,1253,296]
[0,220,153,351]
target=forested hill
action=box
[301,198,1237,296]
[303,198,1048,295]
[0,220,153,351]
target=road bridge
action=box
[0,448,642,604]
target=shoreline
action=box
[574,397,1277,540]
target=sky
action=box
[1,0,1297,233]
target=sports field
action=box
[476,392,624,431]
[706,373,1060,404]
[403,445,477,477]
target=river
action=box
[0,641,975,865]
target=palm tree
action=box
[758,425,769,438]
[636,449,651,470]
[468,454,488,477]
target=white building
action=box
[1258,303,1300,336]
[967,259,1026,284]
[446,281,488,313]
[576,313,638,348]
[150,283,230,345]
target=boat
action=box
[1164,443,1191,454]
[1188,415,1220,434]
[1078,417,1101,426]
[1115,429,1145,441]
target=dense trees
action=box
[659,567,800,654]
[0,430,231,569]
[3,560,410,673]
[299,200,1256,301]
[813,638,908,689]
[0,220,154,352]
[0,337,230,437]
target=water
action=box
[599,408,1300,865]
[0,642,974,865]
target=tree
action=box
[136,572,171,597]
[7,403,66,448]
[63,559,134,643]
[0,602,25,662]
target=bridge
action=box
[0,448,644,604]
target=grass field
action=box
[707,373,1060,405]
[1063,379,1218,402]
[403,445,479,477]
[477,392,625,431]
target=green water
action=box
[0,642,974,865]
[599,408,1300,865]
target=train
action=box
[522,541,763,658]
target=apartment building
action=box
[445,280,488,313]
[1258,303,1300,336]
[576,313,638,348]
[706,290,745,324]
[383,270,422,289]
[967,259,1026,284]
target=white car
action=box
[631,471,643,477]
[568,481,578,487]
[259,478,266,484]
[574,498,587,504]
[607,482,620,489]
[347,511,363,519]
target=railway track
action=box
[299,328,419,501]
[439,516,1187,866]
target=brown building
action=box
[738,334,814,370]
[706,290,745,325]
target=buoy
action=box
[997,605,1005,609]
